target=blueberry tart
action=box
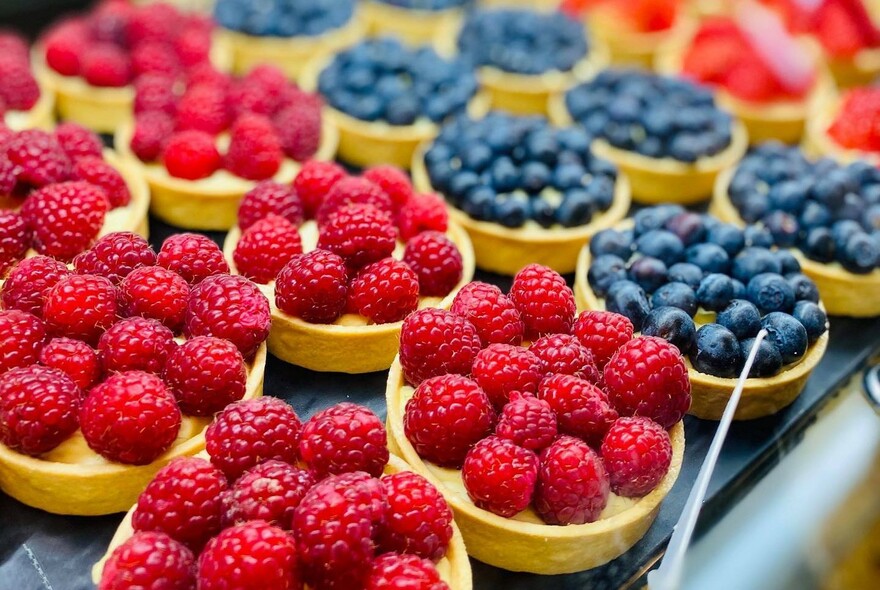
[362,1,468,48]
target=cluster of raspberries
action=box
[0,32,40,116]
[0,123,133,269]
[398,264,692,525]
[100,399,457,590]
[130,63,324,181]
[231,162,464,325]
[0,231,271,466]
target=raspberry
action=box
[377,470,453,561]
[184,274,271,359]
[198,521,300,590]
[243,65,288,110]
[0,210,29,277]
[225,113,284,181]
[538,373,618,446]
[0,152,17,195]
[223,460,315,529]
[495,392,558,451]
[132,456,227,551]
[164,336,247,417]
[404,374,495,468]
[534,435,609,525]
[471,344,543,409]
[80,371,181,465]
[175,84,229,136]
[321,471,388,530]
[273,103,322,161]
[126,2,179,46]
[508,264,577,339]
[5,129,71,188]
[366,553,448,590]
[529,334,601,384]
[71,156,131,208]
[0,32,28,61]
[402,231,463,297]
[603,336,691,429]
[72,232,156,285]
[38,337,101,390]
[572,310,634,368]
[275,249,348,323]
[0,365,80,455]
[228,79,277,119]
[133,72,176,116]
[98,317,177,374]
[0,59,39,111]
[233,215,303,284]
[299,403,389,478]
[318,204,397,269]
[317,177,394,225]
[21,181,108,261]
[89,0,134,45]
[81,43,132,87]
[206,397,302,480]
[237,180,303,230]
[350,258,420,324]
[399,309,482,386]
[601,416,673,497]
[292,160,346,219]
[131,111,175,162]
[186,63,229,90]
[99,531,195,590]
[462,435,538,518]
[363,165,413,213]
[1,255,70,317]
[397,192,449,242]
[119,265,190,330]
[43,274,118,344]
[157,233,229,285]
[449,281,524,346]
[53,122,103,162]
[43,20,87,76]
[0,310,46,375]
[162,130,222,181]
[131,41,179,79]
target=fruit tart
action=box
[413,111,631,275]
[222,163,475,373]
[93,399,472,590]
[712,142,880,317]
[213,0,365,80]
[805,85,880,166]
[301,38,478,169]
[114,64,337,231]
[0,31,54,132]
[36,0,219,134]
[0,233,270,515]
[362,1,468,48]
[385,264,686,573]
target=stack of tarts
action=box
[0,31,53,132]
[386,264,686,573]
[0,232,269,515]
[222,163,474,373]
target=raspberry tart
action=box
[0,234,268,515]
[93,400,472,590]
[413,112,631,275]
[574,206,829,419]
[385,264,686,574]
[222,163,475,373]
[361,1,467,48]
[805,85,880,166]
[0,31,54,132]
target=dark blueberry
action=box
[553,163,587,190]
[588,254,628,297]
[837,192,866,222]
[606,280,651,331]
[461,143,494,173]
[739,337,783,378]
[792,300,827,344]
[556,127,591,153]
[520,161,551,193]
[743,225,775,248]
[642,307,697,355]
[459,185,495,220]
[731,278,747,300]
[761,312,808,364]
[810,170,848,210]
[716,299,761,340]
[589,157,618,180]
[746,272,796,314]
[490,157,521,193]
[555,190,594,227]
[799,201,832,232]
[832,219,864,252]
[635,230,685,267]
[738,192,771,224]
[863,203,880,231]
[685,243,730,274]
[590,228,633,259]
[762,210,800,248]
[696,273,735,312]
[706,222,745,257]
[525,130,559,166]
[448,170,480,200]
[492,195,530,228]
[633,205,685,236]
[786,273,820,303]
[608,96,641,124]
[775,250,801,275]
[665,212,706,246]
[642,107,674,137]
[729,169,759,200]
[668,134,701,163]
[386,94,420,125]
[667,262,703,290]
[530,195,557,228]
[840,232,880,274]
[586,176,615,210]
[636,137,664,158]
[863,184,880,205]
[691,323,743,378]
[801,227,836,263]
[731,247,782,283]
[767,179,808,214]
[651,282,697,316]
[628,256,668,294]
[845,160,880,185]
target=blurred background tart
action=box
[0,30,54,131]
[805,84,880,166]
[361,0,468,48]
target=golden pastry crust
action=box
[2,87,55,132]
[361,1,465,49]
[825,46,880,89]
[587,7,693,69]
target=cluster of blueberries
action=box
[565,70,734,163]
[728,144,880,273]
[318,39,477,125]
[214,0,354,37]
[378,0,468,8]
[457,9,588,75]
[588,206,827,379]
[425,113,618,228]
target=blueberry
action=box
[768,179,808,214]
[460,185,495,220]
[743,225,775,248]
[731,279,747,299]
[739,192,771,224]
[606,280,651,331]
[557,127,591,153]
[636,137,664,158]
[774,250,801,275]
[651,282,697,316]
[493,195,530,228]
[785,273,820,303]
[731,247,782,283]
[530,195,557,228]
[590,228,633,259]
[838,192,866,222]
[520,161,551,193]
[831,219,863,251]
[716,299,761,340]
[525,130,559,165]
[588,254,628,297]
[800,227,835,263]
[810,171,848,209]
[762,210,800,248]
[642,307,697,354]
[691,323,743,378]
[386,94,420,125]
[707,223,745,257]
[746,272,796,314]
[792,300,827,344]
[667,262,703,290]
[739,337,783,378]
[490,157,520,193]
[840,232,880,274]
[555,190,594,227]
[642,108,674,137]
[729,169,759,200]
[863,203,880,232]
[586,176,615,210]
[668,134,701,163]
[665,212,706,246]
[635,230,685,266]
[553,163,586,190]
[448,170,480,200]
[696,273,735,312]
[628,256,668,294]
[799,201,832,232]
[633,205,684,236]
[462,143,494,173]
[761,312,808,364]
[685,243,730,274]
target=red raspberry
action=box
[529,334,601,384]
[299,403,389,478]
[508,264,576,339]
[273,103,322,161]
[21,181,108,261]
[5,129,71,188]
[43,274,118,344]
[275,249,348,323]
[603,336,691,429]
[198,521,299,590]
[404,374,495,468]
[223,460,315,529]
[363,165,413,213]
[120,265,190,330]
[98,317,177,374]
[572,310,634,368]
[81,43,132,87]
[538,373,618,446]
[38,337,101,390]
[495,392,558,451]
[0,32,28,60]
[237,180,303,230]
[72,232,157,285]
[131,41,179,79]
[1,255,70,317]
[225,113,284,181]
[319,471,388,531]
[175,84,229,136]
[133,72,176,116]
[462,435,538,518]
[162,130,222,181]
[449,281,524,346]
[0,210,29,276]
[99,531,195,590]
[186,63,230,90]
[70,156,131,208]
[126,2,179,46]
[318,204,397,269]
[157,233,229,285]
[366,553,448,590]
[43,20,87,76]
[471,344,543,409]
[399,309,481,386]
[164,336,247,417]
[206,397,302,480]
[131,111,175,162]
[601,416,673,497]
[402,231,463,297]
[0,309,46,375]
[88,0,134,45]
[0,151,18,195]
[378,470,453,561]
[292,160,346,219]
[397,193,448,242]
[0,365,80,455]
[184,274,270,359]
[233,214,303,284]
[0,59,39,111]
[317,177,394,225]
[233,65,288,116]
[534,435,609,525]
[350,258,420,324]
[53,122,103,162]
[132,456,227,551]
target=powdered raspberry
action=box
[275,249,348,323]
[162,130,221,181]
[318,204,397,268]
[175,84,229,136]
[495,392,558,451]
[0,210,29,277]
[399,309,482,386]
[364,165,413,212]
[130,41,179,79]
[572,310,634,368]
[1,255,69,317]
[237,180,303,230]
[157,233,229,285]
[0,59,39,111]
[43,274,118,344]
[21,181,108,261]
[273,103,322,161]
[529,334,601,384]
[299,403,389,478]
[80,371,180,464]
[538,373,618,446]
[131,110,175,162]
[317,176,394,225]
[43,20,87,76]
[366,553,448,590]
[397,192,448,241]
[73,232,156,284]
[71,156,131,208]
[81,43,132,87]
[0,310,45,375]
[603,336,691,429]
[119,265,189,330]
[53,122,103,162]
[293,160,346,219]
[38,337,101,390]
[508,264,577,339]
[133,72,176,116]
[402,231,463,297]
[233,214,302,284]
[462,435,538,518]
[198,520,299,590]
[534,435,609,525]
[471,344,543,409]
[601,416,673,498]
[99,531,195,590]
[223,460,315,529]
[5,129,70,188]
[164,336,247,416]
[449,281,524,346]
[98,317,177,374]
[225,113,283,181]
[349,258,420,324]
[378,470,453,561]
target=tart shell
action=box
[825,47,880,89]
[587,9,691,69]
[361,1,464,49]
[385,359,685,574]
[3,87,55,132]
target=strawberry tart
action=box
[805,84,880,166]
[0,31,54,132]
